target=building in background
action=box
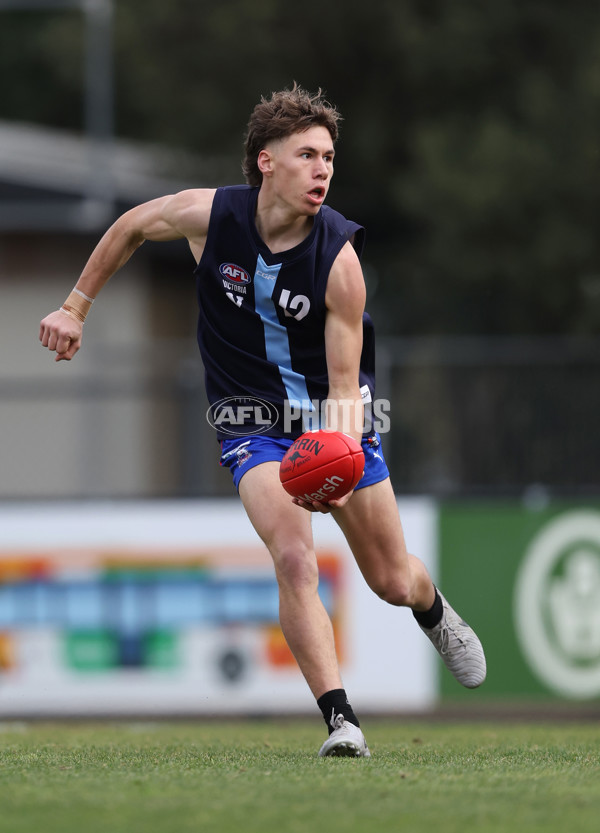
[0,119,237,499]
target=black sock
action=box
[317,688,360,734]
[412,586,444,629]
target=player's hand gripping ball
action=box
[279,430,365,503]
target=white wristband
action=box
[72,287,95,304]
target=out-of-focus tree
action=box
[382,0,600,336]
[1,0,600,335]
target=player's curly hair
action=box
[242,83,342,187]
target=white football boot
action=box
[318,712,371,758]
[419,592,487,688]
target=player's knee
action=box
[273,544,319,593]
[370,576,412,607]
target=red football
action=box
[279,430,365,502]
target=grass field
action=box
[1,718,599,833]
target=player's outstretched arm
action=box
[39,189,215,362]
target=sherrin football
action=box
[279,430,365,503]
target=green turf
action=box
[0,720,598,833]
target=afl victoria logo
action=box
[514,510,600,698]
[219,263,251,284]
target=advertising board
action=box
[0,498,437,715]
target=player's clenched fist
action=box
[39,286,94,361]
[39,308,83,362]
